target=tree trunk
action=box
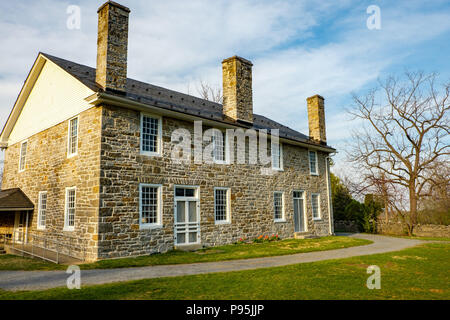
[408,184,418,236]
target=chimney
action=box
[222,56,253,124]
[96,1,130,92]
[307,94,327,143]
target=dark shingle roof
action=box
[41,53,334,151]
[0,188,34,211]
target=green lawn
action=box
[0,236,371,271]
[1,242,448,300]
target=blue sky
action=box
[1,0,449,175]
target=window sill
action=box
[140,151,162,157]
[215,221,231,225]
[310,172,319,176]
[67,153,78,159]
[140,224,163,230]
[274,219,286,223]
[37,226,46,231]
[271,167,284,172]
[63,227,74,232]
[313,218,322,221]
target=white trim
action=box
[63,187,76,231]
[18,140,28,172]
[293,190,308,232]
[139,183,163,229]
[271,142,284,171]
[214,187,231,224]
[173,185,201,246]
[37,191,47,230]
[140,112,163,157]
[212,130,230,164]
[308,150,319,175]
[273,191,285,222]
[311,192,321,220]
[67,116,79,158]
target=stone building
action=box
[0,1,335,261]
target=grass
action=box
[0,242,448,300]
[0,236,371,271]
[383,235,450,241]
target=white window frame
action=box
[67,116,79,158]
[212,130,229,164]
[18,140,28,172]
[309,150,319,175]
[293,190,308,232]
[37,191,48,230]
[273,191,285,222]
[311,193,321,220]
[140,113,163,157]
[272,142,283,170]
[64,187,76,231]
[139,183,163,229]
[214,187,231,224]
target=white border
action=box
[214,187,231,224]
[63,186,76,231]
[293,190,308,232]
[311,192,321,220]
[18,140,28,173]
[273,191,285,222]
[140,112,163,157]
[37,191,47,230]
[139,183,163,229]
[272,143,284,171]
[308,150,319,175]
[67,116,79,158]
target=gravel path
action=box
[0,233,424,291]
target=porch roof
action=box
[0,188,34,211]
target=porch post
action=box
[25,211,29,243]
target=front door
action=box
[293,191,306,232]
[14,212,27,243]
[174,186,200,246]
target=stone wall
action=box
[97,105,332,258]
[334,220,361,233]
[1,107,102,261]
[377,221,450,238]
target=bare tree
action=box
[347,71,450,235]
[196,80,223,104]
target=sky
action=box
[1,0,449,175]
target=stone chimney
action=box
[96,1,130,92]
[307,94,327,143]
[222,56,253,124]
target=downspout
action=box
[325,154,335,235]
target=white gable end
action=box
[8,58,95,145]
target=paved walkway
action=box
[0,233,424,291]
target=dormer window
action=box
[141,113,162,156]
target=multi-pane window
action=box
[19,141,27,171]
[312,193,321,219]
[64,187,76,230]
[272,143,282,170]
[38,192,47,229]
[140,184,161,227]
[215,188,230,223]
[212,130,226,163]
[309,150,318,175]
[141,114,161,155]
[68,117,78,157]
[273,191,284,220]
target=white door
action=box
[14,212,27,243]
[293,191,306,232]
[174,187,200,245]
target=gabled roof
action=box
[1,52,335,152]
[0,188,34,211]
